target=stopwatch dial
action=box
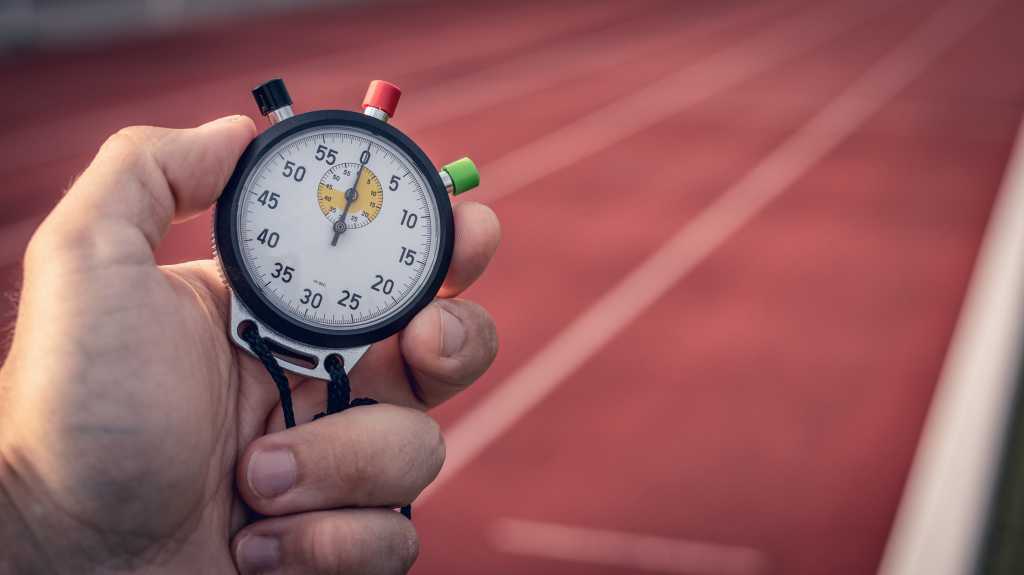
[316,163,384,229]
[236,126,441,332]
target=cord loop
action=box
[241,324,412,519]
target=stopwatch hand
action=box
[330,189,357,246]
[331,161,365,246]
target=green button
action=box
[443,157,480,195]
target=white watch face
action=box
[236,126,441,331]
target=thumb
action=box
[37,115,256,262]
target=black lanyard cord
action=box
[240,323,412,519]
[240,323,296,429]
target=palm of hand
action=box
[7,241,277,569]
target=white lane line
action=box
[490,518,770,575]
[470,0,886,206]
[0,1,780,267]
[421,0,996,504]
[878,77,1024,575]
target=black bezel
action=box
[214,110,454,349]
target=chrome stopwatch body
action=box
[227,294,369,380]
[214,79,478,380]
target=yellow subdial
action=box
[317,163,384,229]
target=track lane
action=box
[413,0,914,426]
[409,0,1023,573]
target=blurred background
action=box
[2,0,1024,573]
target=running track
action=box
[2,0,1023,573]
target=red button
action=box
[362,80,401,117]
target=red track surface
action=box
[2,0,1023,573]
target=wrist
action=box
[0,442,209,575]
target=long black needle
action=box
[330,145,371,246]
[330,186,357,246]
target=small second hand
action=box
[330,162,366,246]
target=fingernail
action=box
[237,535,281,574]
[438,304,466,357]
[248,449,296,498]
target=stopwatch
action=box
[214,78,479,380]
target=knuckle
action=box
[421,415,446,477]
[400,411,445,495]
[477,201,502,247]
[110,125,158,147]
[102,129,162,184]
[329,427,375,501]
[478,308,499,363]
[24,214,98,270]
[103,128,149,162]
[305,518,353,571]
[393,519,420,572]
[458,300,499,369]
[102,127,174,219]
[303,515,417,574]
[461,299,496,335]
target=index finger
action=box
[439,200,501,297]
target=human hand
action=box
[0,116,500,574]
